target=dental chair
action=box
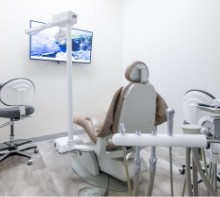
[73,61,168,187]
[0,78,38,165]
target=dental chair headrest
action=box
[125,61,149,84]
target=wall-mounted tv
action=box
[29,20,93,64]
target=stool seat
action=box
[0,106,34,119]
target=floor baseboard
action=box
[30,129,84,143]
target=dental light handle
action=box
[166,108,175,136]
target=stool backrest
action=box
[183,89,215,124]
[0,78,35,106]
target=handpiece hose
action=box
[166,108,175,196]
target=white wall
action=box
[0,0,122,141]
[121,0,220,133]
[1,0,220,141]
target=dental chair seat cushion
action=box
[0,105,34,119]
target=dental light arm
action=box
[25,11,78,35]
[25,11,81,153]
[25,23,54,35]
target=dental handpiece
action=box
[166,108,175,136]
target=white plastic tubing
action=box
[112,134,207,148]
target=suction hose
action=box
[122,146,132,196]
[133,145,141,196]
[192,148,217,196]
[166,108,175,196]
[146,146,157,196]
[185,148,193,196]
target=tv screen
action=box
[29,20,93,64]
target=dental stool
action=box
[0,78,38,165]
[73,61,168,188]
[180,89,220,195]
[181,89,215,165]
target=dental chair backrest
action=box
[183,89,215,124]
[112,61,156,134]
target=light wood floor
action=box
[0,134,219,196]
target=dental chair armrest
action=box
[95,135,124,159]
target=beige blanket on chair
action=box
[73,87,168,144]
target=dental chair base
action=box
[74,147,147,182]
[76,150,100,176]
[54,136,82,153]
[98,155,147,182]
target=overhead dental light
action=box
[25,11,82,153]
